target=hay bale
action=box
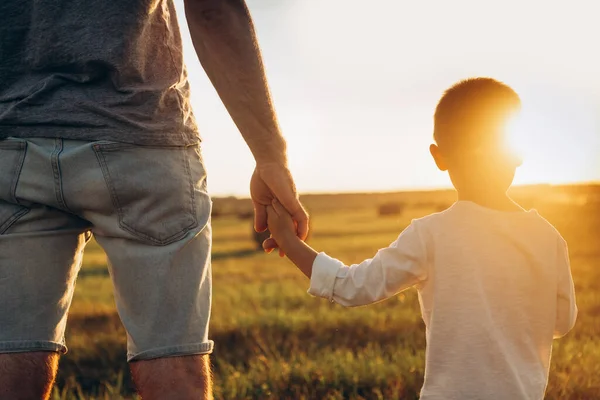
[378,202,405,216]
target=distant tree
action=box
[211,205,224,218]
[237,209,254,220]
[378,202,405,216]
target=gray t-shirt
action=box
[0,0,199,146]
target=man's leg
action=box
[83,142,214,399]
[130,354,213,400]
[0,206,89,398]
[0,205,90,398]
[95,220,214,399]
[0,138,91,398]
[0,352,59,400]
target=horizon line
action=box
[210,180,600,199]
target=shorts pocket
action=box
[0,139,29,234]
[93,142,199,245]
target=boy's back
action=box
[264,77,578,399]
[415,201,576,399]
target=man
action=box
[0,0,308,398]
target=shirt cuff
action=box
[307,252,344,301]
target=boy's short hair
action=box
[433,77,521,152]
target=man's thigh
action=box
[0,137,91,354]
[0,203,90,354]
[73,141,214,361]
[96,221,213,362]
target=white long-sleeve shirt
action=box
[308,201,577,400]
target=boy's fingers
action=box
[263,237,277,252]
[272,199,288,216]
[270,201,282,217]
[265,205,276,219]
[262,238,276,253]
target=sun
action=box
[504,105,547,170]
[504,111,530,163]
[503,104,586,186]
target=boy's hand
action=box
[266,199,300,256]
[266,199,318,278]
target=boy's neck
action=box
[457,190,524,212]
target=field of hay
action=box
[52,184,600,399]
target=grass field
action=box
[52,185,600,399]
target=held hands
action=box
[250,162,309,254]
[267,199,319,278]
[266,199,299,256]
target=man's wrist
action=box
[252,135,287,166]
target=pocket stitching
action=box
[0,141,25,150]
[93,144,198,245]
[4,141,27,203]
[182,145,198,232]
[0,207,29,234]
[0,140,28,233]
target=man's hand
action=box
[251,162,309,253]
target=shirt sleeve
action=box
[554,237,577,338]
[307,220,428,307]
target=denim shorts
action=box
[0,137,213,361]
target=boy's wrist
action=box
[281,236,318,279]
[278,233,303,254]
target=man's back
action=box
[416,201,577,400]
[0,0,197,145]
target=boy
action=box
[265,78,577,399]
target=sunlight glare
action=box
[504,103,544,171]
[505,111,529,163]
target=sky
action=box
[173,0,600,197]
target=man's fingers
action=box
[293,209,309,241]
[265,205,276,219]
[272,199,309,240]
[256,166,309,241]
[254,203,267,232]
[271,182,305,222]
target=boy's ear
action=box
[429,144,448,171]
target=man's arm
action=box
[184,0,308,242]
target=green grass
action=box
[52,189,600,399]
